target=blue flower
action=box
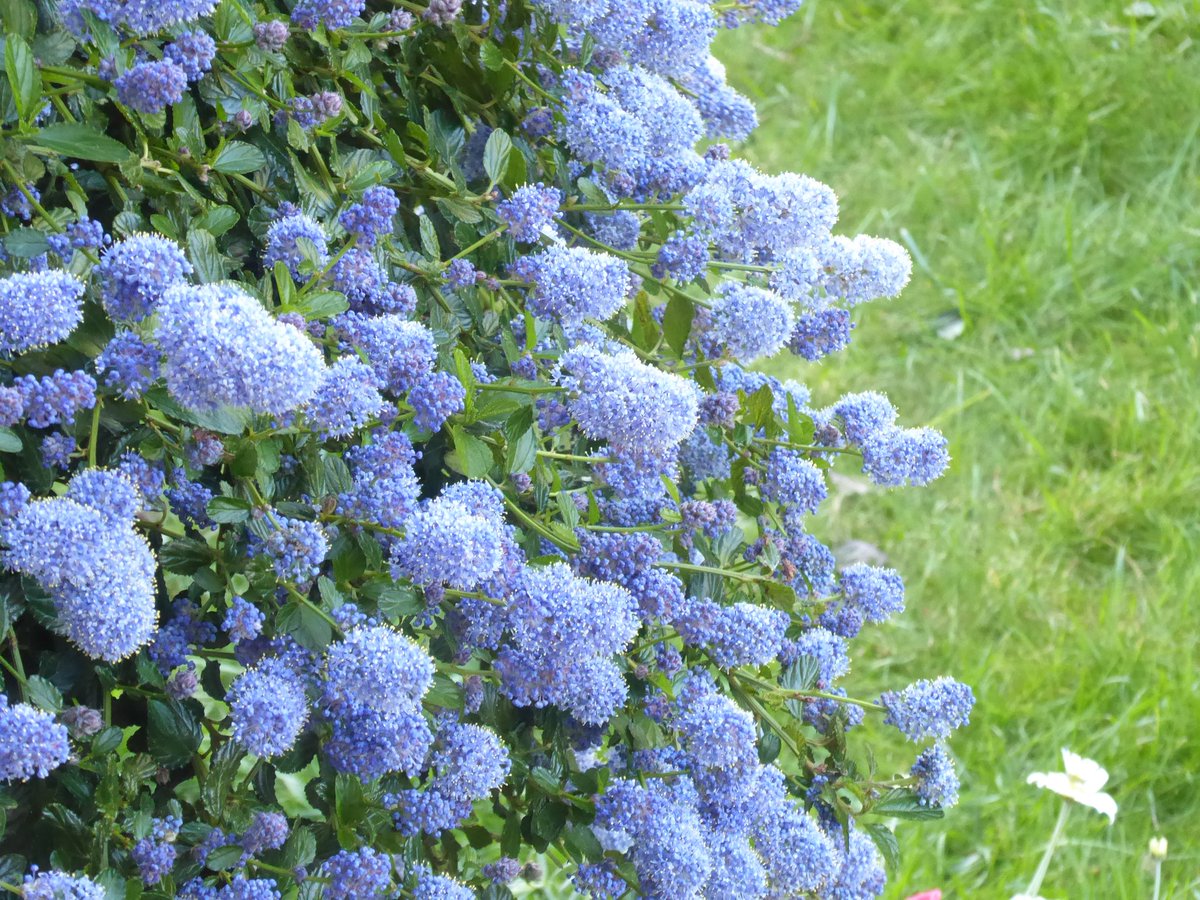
[320,848,393,899]
[2,497,158,661]
[824,825,887,898]
[881,677,975,742]
[409,372,465,433]
[761,448,827,513]
[497,183,563,242]
[156,283,327,416]
[340,431,423,529]
[15,369,96,429]
[21,870,105,900]
[512,246,630,324]
[861,425,950,487]
[304,356,385,437]
[391,492,505,590]
[0,270,84,355]
[0,695,70,782]
[96,331,162,400]
[262,516,329,582]
[339,186,399,248]
[334,313,435,394]
[228,658,310,758]
[912,743,960,808]
[96,234,192,322]
[165,30,217,81]
[710,283,795,363]
[291,0,367,30]
[115,60,188,114]
[264,214,329,278]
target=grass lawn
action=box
[719,1,1200,896]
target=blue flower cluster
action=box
[156,284,327,415]
[96,234,192,321]
[0,270,84,355]
[497,183,564,243]
[512,246,630,325]
[0,695,70,782]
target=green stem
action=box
[477,382,561,395]
[658,560,772,583]
[536,450,610,463]
[448,226,506,262]
[1026,802,1071,897]
[772,688,885,712]
[88,398,103,468]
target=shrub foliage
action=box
[0,0,972,897]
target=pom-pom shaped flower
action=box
[264,213,329,278]
[321,625,434,712]
[21,870,105,900]
[66,468,140,525]
[912,743,961,808]
[881,676,975,742]
[0,695,70,782]
[227,658,310,759]
[0,270,85,355]
[156,283,326,415]
[320,848,394,899]
[761,448,827,513]
[164,30,217,81]
[292,0,367,30]
[96,331,162,400]
[334,313,435,394]
[115,60,188,114]
[262,517,329,582]
[410,372,465,433]
[497,183,563,243]
[96,234,192,322]
[559,344,699,459]
[304,356,385,437]
[820,233,913,305]
[391,493,505,590]
[340,432,422,529]
[339,185,399,248]
[512,246,630,325]
[496,563,639,724]
[2,497,157,661]
[861,425,950,487]
[710,283,795,363]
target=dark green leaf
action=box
[861,822,902,873]
[187,228,228,282]
[871,788,945,821]
[205,844,244,872]
[419,215,440,260]
[201,741,246,818]
[4,227,48,258]
[158,538,213,575]
[0,428,21,453]
[212,141,267,175]
[206,496,252,524]
[277,601,332,652]
[146,699,203,768]
[32,123,132,162]
[26,675,62,713]
[479,41,505,71]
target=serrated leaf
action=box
[187,228,228,282]
[861,822,901,873]
[32,123,132,162]
[4,227,48,258]
[201,742,246,818]
[159,538,213,575]
[212,141,266,175]
[146,699,202,768]
[479,40,505,71]
[206,496,251,524]
[26,675,62,713]
[418,215,440,260]
[483,128,513,186]
[871,788,946,821]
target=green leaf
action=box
[26,675,62,713]
[187,228,229,282]
[195,205,239,237]
[212,141,267,175]
[4,227,48,258]
[205,844,244,872]
[871,788,946,821]
[861,822,901,873]
[0,428,21,453]
[159,538,213,575]
[448,426,494,478]
[663,294,694,357]
[277,601,332,652]
[479,41,506,71]
[483,128,513,186]
[4,33,36,120]
[418,215,440,260]
[286,290,349,321]
[206,496,252,524]
[146,699,203,768]
[32,124,132,162]
[201,742,246,819]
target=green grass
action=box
[719,1,1200,896]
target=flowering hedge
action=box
[0,1,973,897]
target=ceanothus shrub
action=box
[0,0,971,896]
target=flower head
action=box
[1027,749,1117,823]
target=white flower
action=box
[1149,836,1168,859]
[1012,895,1048,900]
[1027,748,1117,824]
